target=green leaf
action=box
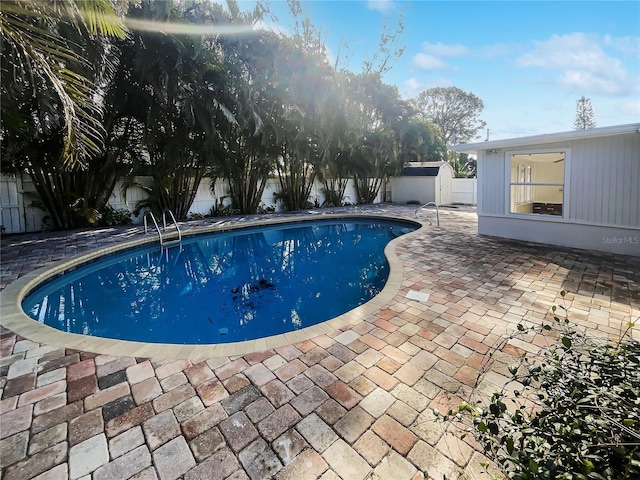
[562,336,572,349]
[506,437,514,455]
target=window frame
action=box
[504,147,571,219]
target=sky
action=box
[256,0,640,141]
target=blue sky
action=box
[257,1,640,141]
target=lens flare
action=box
[124,17,255,36]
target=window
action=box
[509,151,565,216]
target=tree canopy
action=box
[412,86,486,147]
[1,0,127,169]
[574,95,596,130]
[1,0,462,228]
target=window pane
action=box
[510,185,564,215]
[509,152,565,215]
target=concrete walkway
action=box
[1,205,638,480]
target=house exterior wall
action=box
[477,131,640,256]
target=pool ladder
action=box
[415,202,440,226]
[143,209,183,252]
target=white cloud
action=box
[478,42,517,59]
[400,77,423,98]
[603,35,640,57]
[412,53,449,71]
[516,33,639,96]
[411,41,469,71]
[619,98,640,117]
[420,42,470,57]
[367,0,395,14]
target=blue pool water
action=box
[23,218,418,344]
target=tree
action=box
[120,0,251,220]
[412,86,486,147]
[1,0,128,228]
[270,4,336,211]
[212,29,281,214]
[1,0,127,169]
[448,152,476,178]
[574,95,596,130]
[398,118,446,164]
[349,73,410,204]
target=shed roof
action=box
[451,123,640,155]
[402,166,440,176]
[402,161,447,176]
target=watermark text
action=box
[602,236,639,244]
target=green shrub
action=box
[257,203,275,214]
[98,205,133,226]
[443,292,640,480]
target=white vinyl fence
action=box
[0,175,48,233]
[0,174,379,234]
[451,178,477,205]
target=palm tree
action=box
[1,0,128,228]
[271,36,335,211]
[120,0,246,219]
[211,22,278,214]
[1,0,127,169]
[349,73,409,204]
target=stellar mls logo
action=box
[602,236,639,244]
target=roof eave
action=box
[451,123,640,154]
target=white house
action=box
[451,123,640,257]
[390,161,454,205]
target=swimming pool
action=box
[21,218,418,345]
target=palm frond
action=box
[0,0,127,168]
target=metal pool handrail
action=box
[143,211,164,248]
[162,209,183,250]
[415,202,440,226]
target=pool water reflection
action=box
[23,219,417,344]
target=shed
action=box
[390,161,454,205]
[451,123,640,256]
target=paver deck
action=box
[1,205,638,480]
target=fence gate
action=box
[0,175,25,234]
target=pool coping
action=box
[0,214,425,360]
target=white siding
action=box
[476,130,639,256]
[479,132,639,229]
[389,177,436,204]
[478,150,505,215]
[566,133,639,228]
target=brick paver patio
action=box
[1,205,638,480]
